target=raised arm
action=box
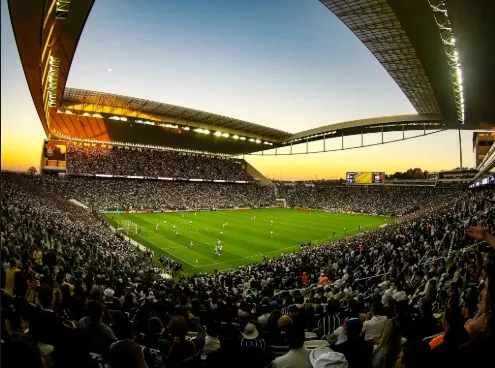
[466,225,495,250]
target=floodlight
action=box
[214,131,222,136]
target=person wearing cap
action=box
[206,322,264,368]
[319,273,329,285]
[271,324,311,368]
[309,347,349,368]
[241,322,266,351]
[103,288,121,311]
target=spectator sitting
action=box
[201,320,221,361]
[206,322,264,368]
[271,324,311,368]
[78,300,116,357]
[333,318,373,368]
[362,302,388,341]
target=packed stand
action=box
[66,143,253,181]
[1,172,494,368]
[277,184,458,215]
[30,175,275,211]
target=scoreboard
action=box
[346,172,385,184]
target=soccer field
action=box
[103,209,389,274]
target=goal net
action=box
[275,198,287,208]
[118,219,138,236]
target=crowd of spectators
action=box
[1,172,494,368]
[66,143,253,182]
[277,184,458,215]
[29,175,275,211]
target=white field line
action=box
[118,217,201,266]
[131,231,196,267]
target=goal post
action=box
[118,219,138,236]
[275,198,287,208]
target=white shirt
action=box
[271,347,312,368]
[362,315,388,341]
[332,326,347,345]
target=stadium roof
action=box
[8,0,495,155]
[62,88,291,141]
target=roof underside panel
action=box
[62,88,291,140]
[320,0,441,115]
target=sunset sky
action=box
[1,0,474,179]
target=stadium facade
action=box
[7,0,495,174]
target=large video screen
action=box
[43,140,67,161]
[346,172,385,184]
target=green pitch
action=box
[103,209,389,274]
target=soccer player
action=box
[270,230,274,237]
[218,243,223,256]
[175,229,179,236]
[214,245,218,256]
[220,231,223,236]
[190,240,194,248]
[189,220,193,226]
[205,226,208,231]
[164,219,167,225]
[253,216,256,221]
[156,223,159,230]
[222,223,225,230]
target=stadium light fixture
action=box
[249,138,255,142]
[135,120,143,123]
[428,0,465,123]
[233,135,239,140]
[214,131,222,137]
[255,139,261,144]
[240,137,246,141]
[183,127,190,131]
[222,133,229,138]
[120,117,127,121]
[92,113,103,118]
[65,110,72,115]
